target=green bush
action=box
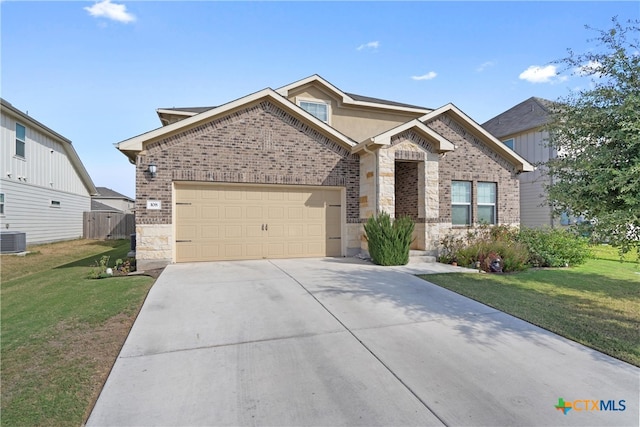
[364,212,415,266]
[517,227,591,267]
[446,225,529,272]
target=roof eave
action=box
[277,75,431,115]
[116,88,356,159]
[420,103,535,173]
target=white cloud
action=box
[576,60,603,77]
[519,65,567,84]
[357,41,379,51]
[411,71,437,81]
[84,0,136,24]
[476,61,495,72]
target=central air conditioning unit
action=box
[0,231,27,253]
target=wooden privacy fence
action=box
[83,212,135,240]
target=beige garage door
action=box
[175,183,342,262]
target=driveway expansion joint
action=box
[119,329,347,359]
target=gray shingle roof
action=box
[482,97,555,138]
[159,106,216,114]
[159,93,429,116]
[95,187,134,200]
[91,200,122,212]
[345,92,430,110]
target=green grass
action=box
[420,245,640,366]
[1,240,154,426]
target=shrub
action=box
[439,225,529,272]
[517,227,591,267]
[364,212,415,266]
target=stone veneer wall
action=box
[134,100,360,267]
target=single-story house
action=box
[1,98,97,244]
[92,186,135,214]
[116,75,533,269]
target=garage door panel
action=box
[267,224,284,238]
[175,184,342,262]
[201,225,220,239]
[307,224,323,237]
[288,207,303,220]
[176,225,197,240]
[246,225,263,238]
[202,206,220,219]
[225,206,242,219]
[287,224,304,237]
[267,206,284,220]
[224,225,242,238]
[246,206,263,219]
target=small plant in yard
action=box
[89,256,137,279]
[88,255,111,279]
[364,212,415,266]
[114,257,136,275]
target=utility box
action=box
[0,231,27,253]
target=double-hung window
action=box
[299,100,329,123]
[16,123,26,158]
[477,182,497,224]
[451,181,471,225]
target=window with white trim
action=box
[477,182,497,224]
[16,123,26,158]
[0,193,4,215]
[299,100,329,123]
[502,138,514,150]
[451,181,471,225]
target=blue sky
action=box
[2,1,637,198]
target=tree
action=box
[546,17,639,256]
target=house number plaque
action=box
[146,200,161,210]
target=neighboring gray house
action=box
[0,98,97,244]
[483,97,560,228]
[92,187,135,213]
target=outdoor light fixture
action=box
[148,163,157,178]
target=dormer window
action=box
[298,100,329,123]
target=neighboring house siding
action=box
[1,102,95,244]
[1,113,88,195]
[513,130,554,227]
[0,179,88,243]
[426,115,520,225]
[483,97,556,229]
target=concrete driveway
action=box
[88,258,639,426]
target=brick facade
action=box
[135,100,360,226]
[394,161,419,220]
[425,114,520,225]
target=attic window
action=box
[299,100,329,123]
[502,138,514,150]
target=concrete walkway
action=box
[87,258,639,426]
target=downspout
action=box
[362,142,379,214]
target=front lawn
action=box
[420,246,639,367]
[1,239,155,426]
